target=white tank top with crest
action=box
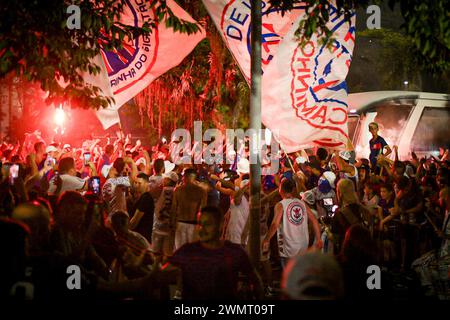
[278,198,309,258]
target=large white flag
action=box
[202,0,306,82]
[96,0,205,129]
[262,5,356,152]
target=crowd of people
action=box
[0,122,449,301]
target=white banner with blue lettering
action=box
[202,0,306,82]
[261,4,356,152]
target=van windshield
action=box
[411,107,450,154]
[354,101,414,159]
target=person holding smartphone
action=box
[47,157,95,195]
[301,171,337,219]
[8,164,20,185]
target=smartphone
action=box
[89,176,101,195]
[83,152,91,165]
[9,164,19,185]
[323,198,333,206]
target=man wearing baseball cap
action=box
[282,251,344,300]
[301,171,338,220]
[335,150,358,189]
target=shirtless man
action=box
[172,168,207,250]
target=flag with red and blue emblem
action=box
[261,2,356,151]
[96,0,205,129]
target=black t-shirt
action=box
[130,192,155,243]
[378,197,395,219]
[169,241,253,300]
[369,136,388,167]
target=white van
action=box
[347,91,450,160]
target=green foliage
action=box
[270,0,365,48]
[269,0,449,74]
[358,28,420,90]
[0,0,200,110]
[398,0,450,74]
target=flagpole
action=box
[249,0,262,266]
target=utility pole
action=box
[249,0,262,265]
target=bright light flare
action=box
[54,107,66,127]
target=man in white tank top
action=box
[263,179,323,269]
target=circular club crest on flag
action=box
[289,6,356,148]
[99,0,159,94]
[286,201,306,226]
[220,1,305,79]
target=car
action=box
[347,91,450,161]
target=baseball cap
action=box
[63,144,71,150]
[101,164,113,179]
[237,158,250,174]
[282,252,344,300]
[45,145,58,153]
[321,171,336,188]
[163,171,179,183]
[339,150,352,161]
[164,160,175,173]
[300,190,315,206]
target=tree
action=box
[268,0,449,74]
[1,0,447,118]
[0,0,199,110]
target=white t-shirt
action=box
[48,174,87,195]
[278,198,309,258]
[225,190,249,245]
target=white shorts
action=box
[174,222,196,251]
